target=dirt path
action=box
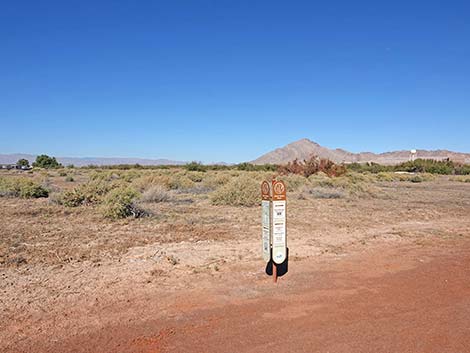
[12,238,468,353]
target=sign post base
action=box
[273,262,278,283]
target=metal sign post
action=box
[261,179,287,283]
[261,181,272,263]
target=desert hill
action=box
[252,138,470,165]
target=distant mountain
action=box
[0,154,186,167]
[252,138,470,165]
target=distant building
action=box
[0,164,32,171]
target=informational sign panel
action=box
[271,180,286,264]
[261,181,271,263]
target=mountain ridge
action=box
[252,139,470,165]
[0,154,186,167]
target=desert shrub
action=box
[140,185,172,203]
[0,177,49,198]
[210,174,259,206]
[203,172,232,190]
[347,162,392,173]
[410,175,424,183]
[376,172,397,182]
[455,176,470,183]
[235,163,277,172]
[185,162,207,172]
[61,180,111,207]
[167,174,196,190]
[101,187,146,219]
[396,159,454,174]
[283,174,308,192]
[392,173,435,182]
[90,170,118,182]
[309,173,377,198]
[309,186,346,199]
[58,171,67,177]
[120,170,142,182]
[48,192,63,205]
[455,164,470,175]
[65,176,74,182]
[278,156,346,177]
[278,159,304,175]
[132,174,170,191]
[186,171,205,182]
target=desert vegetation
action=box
[1,156,463,223]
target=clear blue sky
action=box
[1,1,469,163]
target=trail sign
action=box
[271,180,287,264]
[261,181,272,263]
[261,179,287,282]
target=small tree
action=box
[33,155,62,169]
[16,159,30,168]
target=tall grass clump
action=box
[210,174,259,206]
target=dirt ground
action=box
[1,177,470,352]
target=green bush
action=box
[16,159,30,168]
[33,155,62,169]
[348,159,470,175]
[0,177,49,198]
[236,163,278,172]
[210,175,259,206]
[101,187,146,219]
[184,162,207,172]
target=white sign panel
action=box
[261,200,271,262]
[272,200,286,264]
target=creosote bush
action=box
[101,187,147,219]
[210,174,259,206]
[0,177,49,198]
[60,180,111,207]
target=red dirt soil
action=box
[21,239,470,353]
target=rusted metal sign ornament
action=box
[261,179,287,283]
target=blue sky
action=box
[1,1,469,163]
